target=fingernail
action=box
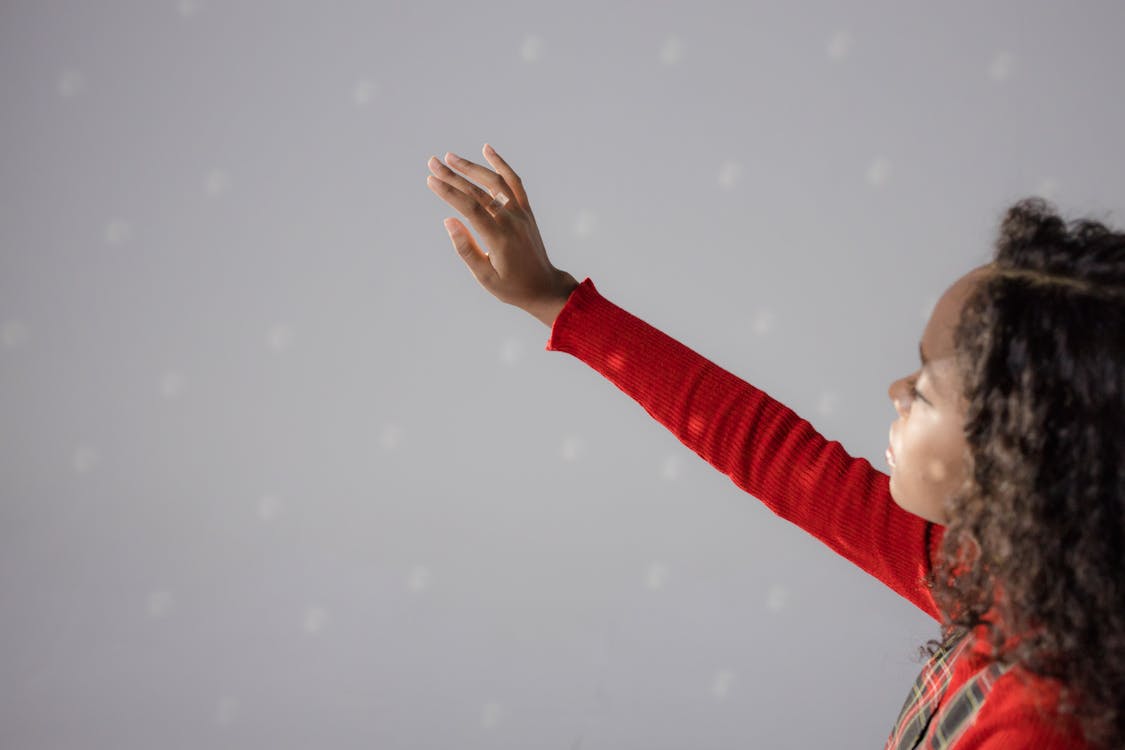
[484,143,494,154]
[446,152,461,164]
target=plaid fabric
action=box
[884,631,1017,749]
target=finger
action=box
[428,156,495,213]
[444,217,500,291]
[426,174,502,242]
[443,151,517,207]
[480,143,530,211]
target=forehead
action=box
[918,265,992,397]
[921,265,992,361]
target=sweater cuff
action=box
[544,276,600,352]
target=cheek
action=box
[889,444,961,525]
[901,425,964,486]
[921,456,954,483]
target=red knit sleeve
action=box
[545,277,943,623]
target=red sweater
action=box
[544,277,1090,749]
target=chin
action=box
[886,476,906,510]
[887,479,933,522]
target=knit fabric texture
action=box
[544,277,1089,749]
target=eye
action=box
[908,377,926,404]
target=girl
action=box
[425,144,1123,749]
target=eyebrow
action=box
[919,342,944,395]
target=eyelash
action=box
[908,379,925,403]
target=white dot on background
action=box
[645,561,670,590]
[1035,177,1060,200]
[205,168,231,197]
[987,51,1015,82]
[826,29,854,62]
[406,565,431,592]
[215,694,239,726]
[104,219,132,245]
[159,370,186,398]
[751,309,774,335]
[265,324,293,352]
[177,0,204,17]
[257,493,281,521]
[711,668,737,699]
[559,434,585,462]
[499,336,523,366]
[378,422,402,451]
[352,79,378,105]
[303,606,329,634]
[765,582,791,613]
[659,454,682,481]
[573,209,598,238]
[659,35,685,65]
[717,160,742,190]
[72,444,99,473]
[520,34,545,62]
[1,320,29,349]
[481,701,506,729]
[817,389,838,417]
[57,69,84,97]
[865,156,892,187]
[147,589,175,618]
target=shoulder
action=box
[952,665,1089,749]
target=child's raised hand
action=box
[427,144,578,323]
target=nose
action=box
[888,377,909,417]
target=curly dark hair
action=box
[915,196,1125,748]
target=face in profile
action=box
[885,265,992,525]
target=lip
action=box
[886,426,897,468]
[885,446,896,468]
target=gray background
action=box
[2,1,1123,748]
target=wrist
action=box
[529,295,569,328]
[530,274,579,328]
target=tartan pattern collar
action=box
[883,629,1017,750]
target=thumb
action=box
[444,218,497,286]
